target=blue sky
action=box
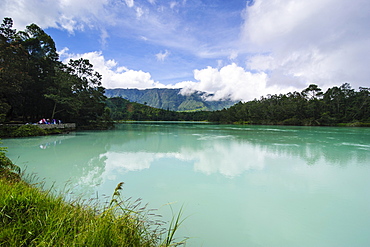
[1,0,370,101]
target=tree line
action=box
[0,18,111,128]
[107,83,370,126]
[209,83,370,126]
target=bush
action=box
[13,125,47,137]
[0,143,21,181]
[281,117,303,126]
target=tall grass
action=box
[0,177,186,246]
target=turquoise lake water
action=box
[3,123,370,246]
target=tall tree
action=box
[0,18,30,122]
[65,58,108,127]
[17,23,59,120]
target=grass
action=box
[0,175,186,247]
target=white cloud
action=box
[241,0,370,90]
[0,0,114,47]
[155,50,170,62]
[169,1,177,9]
[136,7,144,19]
[228,50,238,60]
[59,50,166,89]
[124,0,134,8]
[175,63,294,102]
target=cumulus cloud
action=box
[60,49,166,89]
[59,48,284,102]
[241,0,370,90]
[174,63,295,102]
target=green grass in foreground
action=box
[0,176,186,247]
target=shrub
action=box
[0,142,21,181]
[13,125,47,137]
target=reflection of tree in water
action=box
[237,127,370,166]
[100,125,370,179]
[5,132,113,193]
[5,124,370,185]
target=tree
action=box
[18,23,59,120]
[0,18,112,128]
[44,62,80,120]
[301,84,323,100]
[65,58,108,127]
[0,18,30,122]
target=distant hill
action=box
[104,88,236,111]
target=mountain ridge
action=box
[104,88,236,111]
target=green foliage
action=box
[0,141,20,175]
[0,18,112,129]
[0,178,186,246]
[209,84,370,126]
[0,124,67,138]
[13,125,47,137]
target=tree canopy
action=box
[209,83,370,126]
[0,18,111,128]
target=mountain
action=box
[104,88,236,111]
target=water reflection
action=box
[4,124,370,186]
[74,125,370,186]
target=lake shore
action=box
[0,123,76,138]
[2,120,370,138]
[0,167,185,246]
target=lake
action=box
[3,123,370,246]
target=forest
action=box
[0,18,111,128]
[107,83,370,126]
[209,83,370,126]
[1,17,369,128]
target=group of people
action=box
[38,118,62,124]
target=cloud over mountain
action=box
[1,0,370,102]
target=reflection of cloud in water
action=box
[193,134,235,141]
[185,142,265,177]
[75,125,370,187]
[101,152,154,174]
[83,140,267,184]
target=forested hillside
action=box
[105,88,236,111]
[209,83,370,126]
[106,97,210,121]
[0,18,111,128]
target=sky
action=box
[1,0,370,102]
